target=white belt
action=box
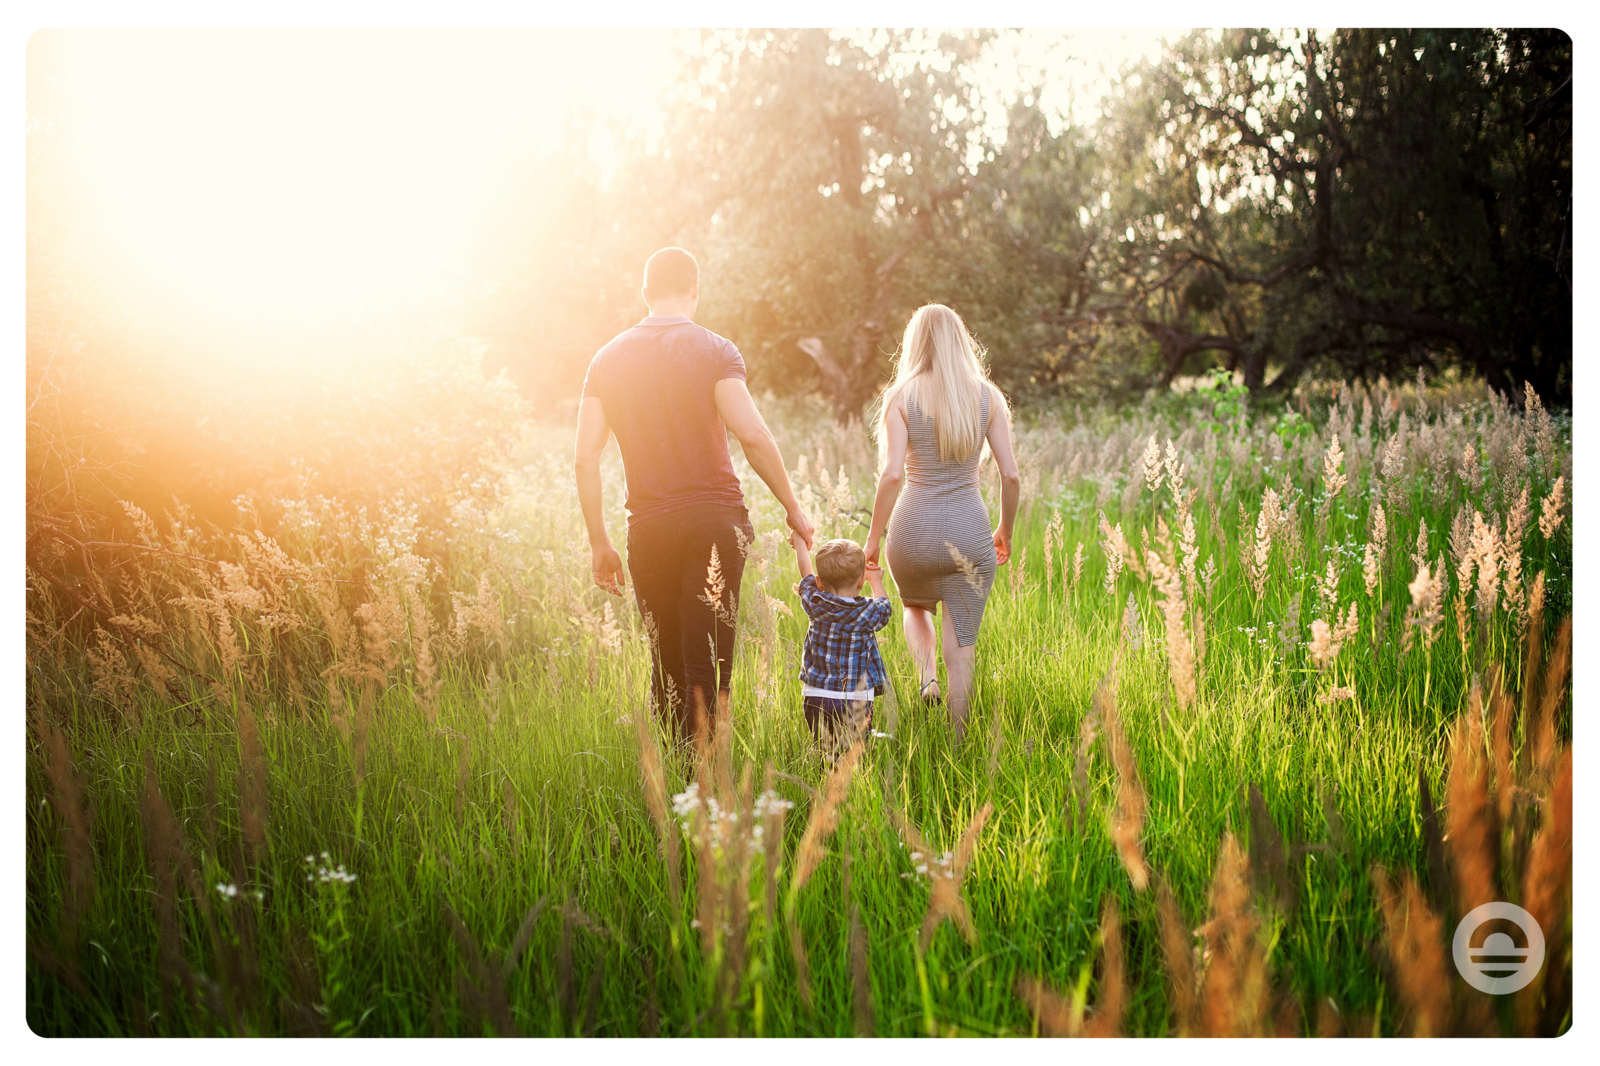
[802,686,875,702]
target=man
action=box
[574,247,815,743]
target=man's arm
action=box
[714,378,816,548]
[574,396,625,593]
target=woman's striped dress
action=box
[885,387,996,648]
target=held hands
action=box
[863,559,886,597]
[786,508,817,551]
[863,535,881,569]
[591,544,626,595]
[993,526,1013,566]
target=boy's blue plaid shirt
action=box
[796,574,892,690]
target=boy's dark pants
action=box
[627,503,753,744]
[803,695,874,757]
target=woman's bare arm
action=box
[864,396,908,567]
[986,382,1021,564]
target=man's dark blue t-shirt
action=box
[581,316,748,526]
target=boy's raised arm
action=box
[791,530,815,580]
[864,561,886,599]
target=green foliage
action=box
[1101,29,1572,400]
[1272,409,1315,445]
[1201,367,1251,429]
[466,29,1569,414]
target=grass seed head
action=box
[1539,475,1565,539]
[1015,895,1124,1037]
[1370,867,1453,1037]
[1194,832,1271,1036]
[791,741,862,894]
[894,802,993,951]
[1516,747,1572,1035]
[1098,672,1149,891]
[1321,432,1347,501]
[1155,880,1196,1033]
[1097,511,1125,592]
[1403,561,1444,651]
[1141,434,1163,493]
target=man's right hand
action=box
[786,508,816,550]
[591,544,626,595]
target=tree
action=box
[468,28,1572,414]
[1089,28,1571,400]
[666,29,1005,418]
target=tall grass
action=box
[26,372,1571,1035]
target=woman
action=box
[863,304,1020,740]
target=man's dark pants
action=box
[627,503,753,743]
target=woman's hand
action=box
[992,526,1012,566]
[864,534,881,568]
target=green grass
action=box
[26,385,1571,1036]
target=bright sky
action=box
[30,28,1181,337]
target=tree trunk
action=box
[796,244,913,421]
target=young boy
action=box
[792,533,891,758]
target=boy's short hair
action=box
[815,538,866,591]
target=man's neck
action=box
[647,299,695,320]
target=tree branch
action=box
[1341,300,1513,395]
[1138,321,1251,386]
[1523,74,1571,132]
[797,337,850,404]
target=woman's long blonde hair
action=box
[876,304,1003,463]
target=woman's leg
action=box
[941,607,977,740]
[902,604,940,698]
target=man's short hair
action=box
[815,539,866,591]
[643,247,699,302]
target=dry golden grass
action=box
[1370,867,1453,1036]
[1190,833,1279,1036]
[1145,538,1195,712]
[839,844,875,1037]
[893,801,994,952]
[1096,666,1149,892]
[791,741,863,894]
[634,707,682,912]
[1015,897,1125,1037]
[1065,699,1099,833]
[1366,613,1571,1037]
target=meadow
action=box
[25,368,1572,1037]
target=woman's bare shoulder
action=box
[985,380,1012,419]
[885,386,909,420]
